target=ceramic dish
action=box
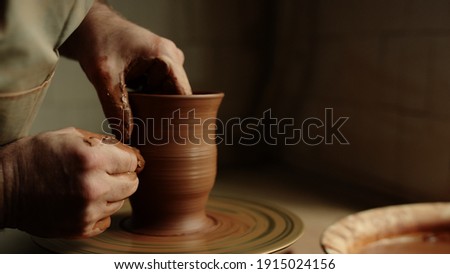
[321,203,450,253]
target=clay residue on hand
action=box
[118,77,133,140]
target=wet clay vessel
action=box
[126,92,224,235]
[33,92,304,253]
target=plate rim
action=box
[320,202,450,254]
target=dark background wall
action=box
[31,0,450,201]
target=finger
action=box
[145,58,170,90]
[76,129,145,173]
[106,199,126,215]
[131,57,192,95]
[77,217,112,239]
[128,146,145,173]
[94,140,141,174]
[93,68,133,142]
[90,216,111,236]
[127,58,173,94]
[103,172,139,202]
[76,128,116,143]
[88,200,125,236]
[167,62,192,95]
[84,199,125,234]
[153,56,192,95]
[175,47,185,65]
[91,200,125,220]
[125,57,154,92]
[113,143,145,173]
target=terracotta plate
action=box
[33,196,303,254]
[321,203,450,254]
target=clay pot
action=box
[126,92,224,235]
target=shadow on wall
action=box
[32,0,450,201]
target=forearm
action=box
[0,162,5,228]
[59,0,124,61]
[0,143,18,229]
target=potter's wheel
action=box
[33,196,303,254]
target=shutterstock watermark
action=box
[102,108,350,146]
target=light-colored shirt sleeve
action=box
[0,0,94,145]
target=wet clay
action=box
[33,91,305,252]
[358,232,450,254]
[126,92,224,235]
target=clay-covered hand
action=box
[0,127,144,238]
[59,1,192,142]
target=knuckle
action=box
[74,215,95,238]
[155,37,179,55]
[161,38,177,50]
[124,174,139,194]
[88,57,115,87]
[83,178,107,201]
[73,147,99,171]
[64,126,78,133]
[97,61,113,78]
[78,214,111,238]
[177,48,185,63]
[55,126,79,135]
[131,177,139,194]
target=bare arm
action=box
[59,0,192,141]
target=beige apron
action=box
[0,0,93,145]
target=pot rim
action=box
[128,91,224,99]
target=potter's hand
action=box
[59,1,192,142]
[0,127,144,238]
